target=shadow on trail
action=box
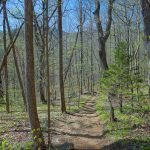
[66,100,98,117]
[67,112,99,118]
[54,139,150,150]
[100,139,150,150]
[52,130,106,139]
[52,142,74,150]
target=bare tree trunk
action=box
[108,94,116,122]
[24,0,45,148]
[40,1,46,104]
[45,0,51,146]
[0,73,4,102]
[39,49,46,104]
[89,10,94,95]
[79,0,83,94]
[141,0,150,104]
[75,48,81,98]
[3,1,9,113]
[90,37,94,94]
[119,93,123,113]
[39,44,46,104]
[99,41,108,70]
[58,0,66,113]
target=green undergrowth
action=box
[0,140,34,150]
[96,93,150,149]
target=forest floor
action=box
[0,95,110,149]
[0,95,150,149]
[0,95,113,149]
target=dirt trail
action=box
[51,96,111,149]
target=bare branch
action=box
[0,22,24,73]
[104,0,115,41]
[93,0,103,37]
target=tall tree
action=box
[93,0,115,70]
[89,14,94,94]
[79,0,84,94]
[34,1,47,104]
[94,0,115,122]
[3,0,9,113]
[45,0,51,146]
[24,0,45,148]
[39,0,46,104]
[141,0,150,103]
[58,0,66,113]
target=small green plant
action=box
[1,140,12,150]
[24,141,34,150]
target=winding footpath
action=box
[52,96,111,149]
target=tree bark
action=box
[119,93,123,113]
[45,0,51,146]
[58,0,66,113]
[141,0,150,104]
[79,0,83,94]
[40,0,46,104]
[3,1,9,113]
[24,0,45,148]
[108,94,116,122]
[0,73,3,102]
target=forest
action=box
[0,0,150,149]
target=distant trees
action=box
[24,0,45,148]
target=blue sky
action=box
[0,0,107,32]
[0,0,75,31]
[0,0,24,31]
